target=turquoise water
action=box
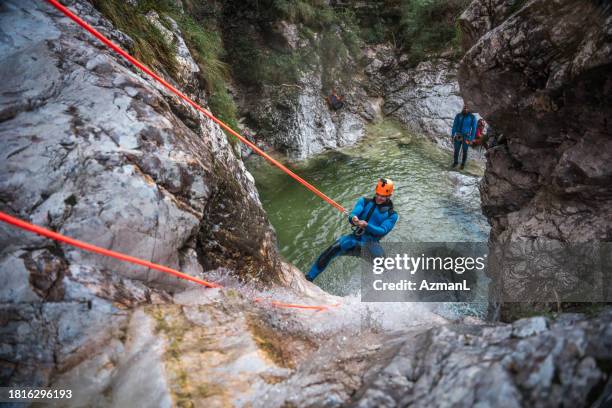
[246,120,490,297]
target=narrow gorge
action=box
[0,0,610,407]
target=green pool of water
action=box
[246,120,490,296]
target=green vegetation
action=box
[272,0,335,28]
[508,0,529,14]
[229,33,310,87]
[227,0,364,92]
[266,0,471,67]
[399,0,471,63]
[175,13,239,145]
[274,0,364,85]
[92,0,471,145]
[93,0,240,147]
[92,0,178,77]
[361,20,388,45]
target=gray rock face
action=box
[2,1,610,406]
[365,45,464,150]
[459,0,612,318]
[0,0,279,387]
[459,0,522,51]
[145,10,200,86]
[232,16,465,159]
[384,59,463,150]
[249,70,367,159]
[242,29,370,159]
[347,312,612,408]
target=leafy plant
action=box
[94,0,241,148]
[92,0,178,77]
[399,0,471,63]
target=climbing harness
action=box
[351,197,395,237]
[351,198,377,237]
[352,179,395,236]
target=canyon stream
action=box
[247,119,491,317]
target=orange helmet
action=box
[375,178,394,196]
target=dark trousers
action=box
[306,235,384,281]
[453,138,469,165]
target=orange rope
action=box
[45,0,346,214]
[254,297,339,312]
[10,1,345,311]
[0,211,338,311]
[0,211,219,288]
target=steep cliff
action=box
[0,0,281,387]
[458,0,612,319]
[365,45,464,150]
[221,3,374,159]
[223,0,466,158]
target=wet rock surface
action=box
[243,69,369,159]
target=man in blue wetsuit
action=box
[451,104,477,170]
[306,178,398,282]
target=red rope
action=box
[0,211,219,288]
[45,0,346,214]
[0,211,338,311]
[14,0,344,311]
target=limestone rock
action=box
[273,20,302,50]
[246,70,367,159]
[459,0,524,51]
[386,60,462,150]
[0,0,278,387]
[145,11,200,86]
[2,1,610,406]
[365,45,465,151]
[346,311,611,408]
[459,0,612,319]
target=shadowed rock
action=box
[459,0,612,320]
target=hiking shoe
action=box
[460,164,465,170]
[451,163,458,169]
[305,275,314,282]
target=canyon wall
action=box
[459,0,612,319]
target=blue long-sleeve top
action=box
[451,112,477,141]
[348,197,398,240]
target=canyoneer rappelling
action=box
[306,178,398,282]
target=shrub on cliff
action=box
[93,0,240,147]
[92,0,178,77]
[226,0,362,92]
[400,0,470,63]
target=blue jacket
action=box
[348,197,398,241]
[451,113,477,142]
